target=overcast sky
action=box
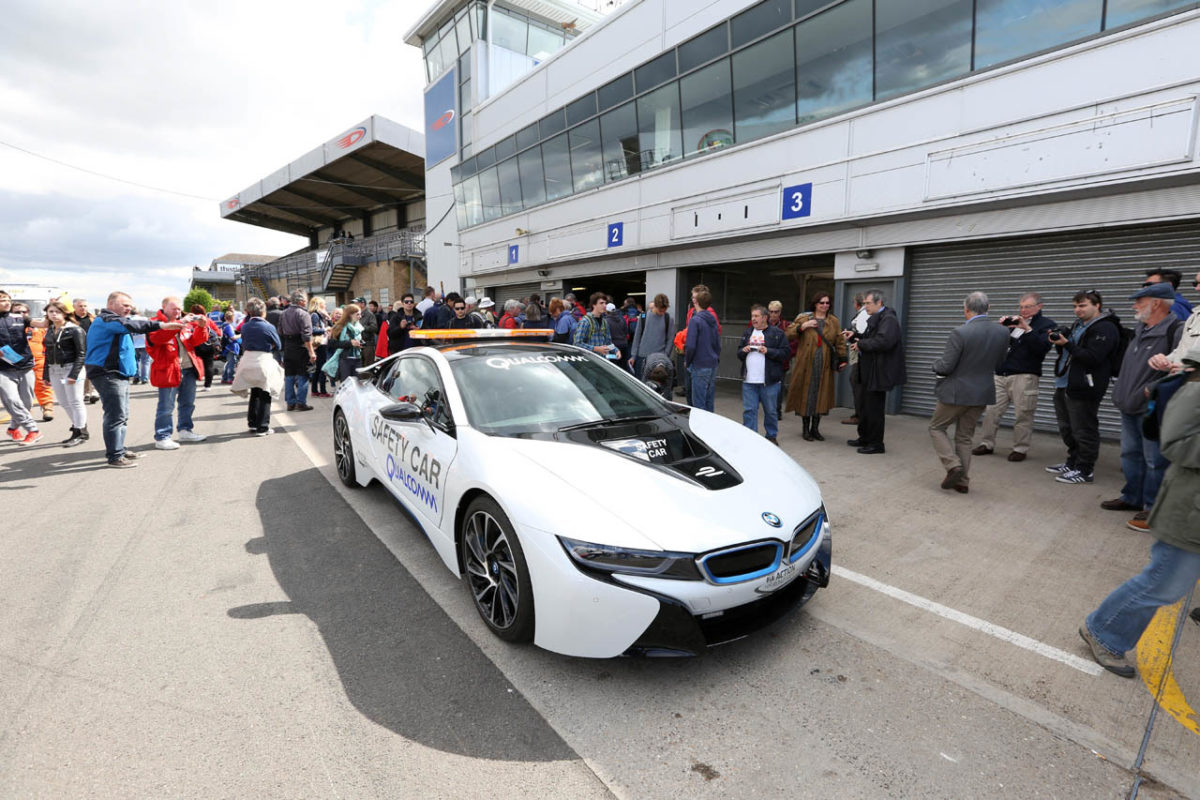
[0,0,427,310]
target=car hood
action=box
[492,409,822,555]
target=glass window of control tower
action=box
[569,120,604,192]
[974,0,1100,69]
[637,83,683,170]
[497,157,523,216]
[542,133,573,201]
[600,101,640,182]
[1106,0,1193,29]
[518,148,546,207]
[732,28,796,144]
[681,58,733,158]
[478,166,502,222]
[875,0,973,101]
[795,0,872,124]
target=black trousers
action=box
[857,389,887,446]
[198,349,215,388]
[1053,388,1101,473]
[849,361,864,419]
[248,387,271,431]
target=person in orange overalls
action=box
[13,302,56,421]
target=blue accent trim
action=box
[700,541,782,585]
[787,513,824,564]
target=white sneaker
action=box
[177,430,207,442]
[155,438,181,450]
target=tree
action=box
[183,288,215,313]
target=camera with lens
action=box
[1000,315,1022,326]
[1050,326,1073,340]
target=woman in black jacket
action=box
[42,299,89,446]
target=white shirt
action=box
[416,298,435,315]
[744,328,766,384]
[853,307,869,334]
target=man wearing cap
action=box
[1102,282,1184,530]
[354,296,379,365]
[1148,267,1200,376]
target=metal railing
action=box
[240,228,426,298]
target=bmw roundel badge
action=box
[762,512,781,528]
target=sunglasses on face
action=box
[454,306,466,311]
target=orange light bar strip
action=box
[408,329,555,339]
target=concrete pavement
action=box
[1,378,1196,798]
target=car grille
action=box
[698,541,782,584]
[787,508,825,564]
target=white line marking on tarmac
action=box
[832,565,1104,676]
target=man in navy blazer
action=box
[930,292,1011,493]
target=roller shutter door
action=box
[902,220,1200,439]
[486,281,543,314]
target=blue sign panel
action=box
[424,68,458,168]
[508,245,519,265]
[607,222,624,248]
[781,183,813,220]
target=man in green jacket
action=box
[1080,344,1200,677]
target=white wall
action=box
[455,6,1200,277]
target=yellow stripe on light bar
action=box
[408,328,555,339]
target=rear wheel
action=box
[460,497,534,642]
[333,410,358,488]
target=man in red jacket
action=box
[147,296,209,450]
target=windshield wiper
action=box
[558,414,661,433]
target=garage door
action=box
[485,281,543,314]
[902,220,1200,439]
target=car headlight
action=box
[558,537,701,580]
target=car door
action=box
[364,354,458,529]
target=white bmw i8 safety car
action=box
[331,330,830,658]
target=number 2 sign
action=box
[781,183,813,220]
[607,222,623,248]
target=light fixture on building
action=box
[855,248,873,260]
[515,227,532,236]
[537,268,551,277]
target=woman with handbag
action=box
[785,291,847,441]
[309,297,332,397]
[322,303,364,387]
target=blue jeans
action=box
[155,368,197,440]
[689,366,716,412]
[1085,539,1200,655]
[222,353,239,382]
[91,371,130,462]
[1119,411,1168,509]
[135,348,151,382]
[285,374,310,406]
[742,382,780,437]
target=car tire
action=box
[333,409,359,488]
[460,496,534,643]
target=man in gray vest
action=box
[929,292,1010,493]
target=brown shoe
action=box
[1100,498,1139,511]
[953,483,969,494]
[1006,451,1026,462]
[971,444,993,456]
[941,467,965,490]
[840,416,858,425]
[1127,511,1150,532]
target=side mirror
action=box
[379,402,424,422]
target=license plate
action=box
[755,561,799,594]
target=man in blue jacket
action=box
[684,287,720,412]
[85,291,182,468]
[737,305,789,444]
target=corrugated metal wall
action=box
[902,220,1200,439]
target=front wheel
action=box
[332,409,359,488]
[460,497,534,643]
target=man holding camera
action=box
[1046,290,1121,485]
[972,292,1056,462]
[929,292,1010,493]
[147,296,209,450]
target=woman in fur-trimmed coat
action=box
[784,291,847,441]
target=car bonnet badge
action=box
[762,512,781,528]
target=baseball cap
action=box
[606,302,616,312]
[1128,283,1174,301]
[353,296,367,303]
[465,295,478,305]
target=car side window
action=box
[377,359,402,395]
[388,357,453,430]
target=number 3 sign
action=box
[781,183,813,220]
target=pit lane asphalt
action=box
[2,381,1196,798]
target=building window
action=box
[732,28,796,144]
[731,0,793,48]
[478,166,502,221]
[516,122,540,150]
[974,0,1101,69]
[598,72,634,111]
[540,108,567,139]
[875,0,973,101]
[518,147,546,207]
[637,82,683,170]
[461,175,483,227]
[497,157,524,216]
[566,93,598,126]
[528,24,564,60]
[492,8,527,53]
[1106,0,1194,28]
[678,23,729,73]
[600,100,641,181]
[569,119,604,192]
[494,135,517,160]
[634,51,677,93]
[455,14,472,57]
[541,133,573,201]
[795,0,873,124]
[681,57,733,158]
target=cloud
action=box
[0,0,428,302]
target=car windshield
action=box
[449,347,669,435]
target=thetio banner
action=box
[424,68,458,168]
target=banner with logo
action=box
[424,68,457,168]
